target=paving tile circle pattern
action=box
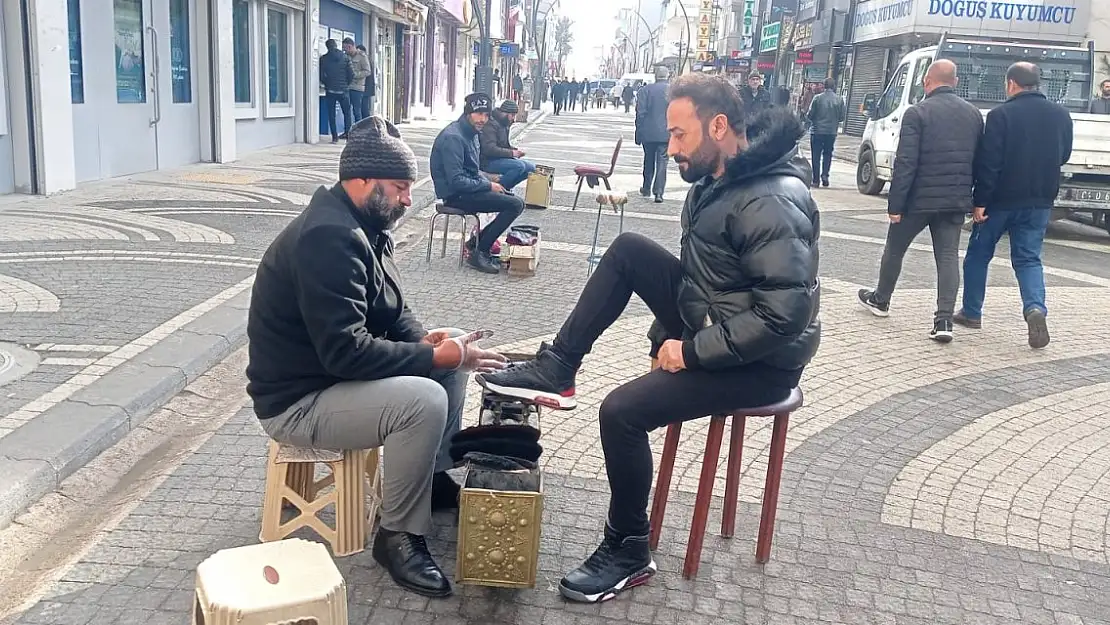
[0,343,39,387]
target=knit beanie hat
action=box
[464,92,493,115]
[339,116,418,181]
[499,99,519,114]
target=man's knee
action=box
[605,231,652,260]
[389,378,450,435]
[598,388,640,437]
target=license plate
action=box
[1067,188,1110,204]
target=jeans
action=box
[961,206,1051,319]
[641,142,668,197]
[362,92,372,119]
[259,336,467,537]
[484,158,536,191]
[810,133,835,182]
[873,212,965,321]
[553,97,563,115]
[324,91,353,139]
[348,89,365,124]
[445,190,526,252]
[551,232,801,536]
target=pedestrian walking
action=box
[739,72,771,118]
[857,61,983,343]
[957,62,1073,348]
[635,66,671,203]
[621,83,634,113]
[552,79,565,115]
[319,39,355,143]
[1091,79,1110,114]
[806,78,845,188]
[343,38,372,124]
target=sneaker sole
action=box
[1027,312,1050,349]
[857,298,890,318]
[558,561,657,603]
[477,378,576,410]
[930,331,953,344]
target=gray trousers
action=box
[875,211,965,321]
[260,363,466,537]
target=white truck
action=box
[854,37,1110,234]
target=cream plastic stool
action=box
[260,442,383,557]
[192,538,348,625]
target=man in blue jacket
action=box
[430,93,525,274]
[958,62,1073,349]
[635,66,671,203]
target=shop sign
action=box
[393,0,425,26]
[499,42,520,57]
[853,0,1090,44]
[793,20,813,49]
[798,0,819,21]
[795,49,815,64]
[742,0,755,37]
[759,22,780,52]
[756,59,776,70]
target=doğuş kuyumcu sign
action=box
[852,0,1090,44]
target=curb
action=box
[0,108,552,530]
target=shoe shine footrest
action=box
[455,465,544,589]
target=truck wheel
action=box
[857,150,885,196]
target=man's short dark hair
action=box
[342,37,355,46]
[823,77,836,91]
[1006,62,1040,89]
[669,73,746,132]
[325,38,338,50]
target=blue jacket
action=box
[635,80,670,144]
[430,117,491,199]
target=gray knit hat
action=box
[499,99,519,114]
[339,116,418,181]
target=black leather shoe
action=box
[372,529,452,597]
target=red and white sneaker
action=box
[476,350,576,410]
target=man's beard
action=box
[360,185,406,230]
[674,134,722,183]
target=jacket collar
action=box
[328,183,390,245]
[720,106,807,187]
[926,86,956,98]
[456,116,480,137]
[1008,89,1046,103]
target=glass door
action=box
[97,0,158,177]
[149,0,201,168]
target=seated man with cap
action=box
[430,92,526,274]
[246,116,507,598]
[479,99,536,192]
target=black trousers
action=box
[552,233,801,536]
[810,133,836,182]
[324,92,353,139]
[445,190,525,252]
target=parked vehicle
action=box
[610,72,654,107]
[856,37,1110,233]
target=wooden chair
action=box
[260,442,383,557]
[571,137,623,210]
[647,359,803,578]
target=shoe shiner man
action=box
[246,116,507,598]
[479,99,536,192]
[430,92,526,274]
[476,74,821,603]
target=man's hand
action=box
[657,339,686,373]
[490,182,506,194]
[431,332,507,372]
[973,206,988,223]
[888,213,902,224]
[421,329,452,346]
[513,149,525,158]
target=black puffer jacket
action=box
[662,108,821,372]
[887,86,983,215]
[478,113,515,168]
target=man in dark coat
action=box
[319,39,355,143]
[247,117,506,598]
[806,78,845,187]
[739,71,771,118]
[475,74,820,602]
[552,78,565,115]
[621,82,635,112]
[857,61,983,343]
[958,62,1073,348]
[479,100,535,190]
[635,66,671,202]
[429,93,526,273]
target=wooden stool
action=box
[648,387,804,578]
[260,442,383,557]
[192,538,348,625]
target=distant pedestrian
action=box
[492,69,502,98]
[512,73,524,101]
[621,83,634,112]
[958,62,1074,348]
[739,72,771,118]
[356,44,375,119]
[806,78,845,187]
[635,66,671,203]
[857,61,983,343]
[343,38,372,124]
[1091,79,1110,114]
[552,79,565,115]
[319,39,355,143]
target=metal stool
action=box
[426,200,481,267]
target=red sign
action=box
[756,60,775,70]
[795,50,814,65]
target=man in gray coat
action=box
[635,66,671,203]
[806,78,844,187]
[344,38,373,124]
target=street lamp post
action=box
[619,8,659,71]
[661,0,692,75]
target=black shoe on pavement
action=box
[654,195,664,203]
[930,319,954,344]
[953,310,982,329]
[857,289,890,317]
[821,178,830,187]
[464,235,477,252]
[476,349,577,409]
[431,471,460,511]
[372,529,452,597]
[1024,308,1050,349]
[466,250,500,274]
[639,187,651,197]
[559,525,657,603]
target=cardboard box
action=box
[500,232,540,276]
[524,165,554,209]
[456,470,544,589]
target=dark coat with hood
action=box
[651,107,821,373]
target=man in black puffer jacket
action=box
[476,73,820,603]
[858,60,982,343]
[319,39,355,143]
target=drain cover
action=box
[0,343,39,387]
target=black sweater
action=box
[973,91,1073,211]
[246,184,432,419]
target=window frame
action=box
[908,57,932,106]
[68,0,85,105]
[877,63,909,119]
[168,0,194,104]
[232,0,258,118]
[263,3,296,118]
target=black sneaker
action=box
[821,178,830,188]
[930,319,954,344]
[654,195,664,203]
[857,289,890,317]
[953,310,982,329]
[1025,308,1050,349]
[639,187,650,197]
[559,525,656,603]
[476,350,576,409]
[466,250,500,274]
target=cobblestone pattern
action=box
[8,108,1110,625]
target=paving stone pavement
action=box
[6,106,1110,625]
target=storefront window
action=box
[67,0,84,104]
[113,0,146,104]
[267,8,290,104]
[169,0,192,103]
[232,0,252,104]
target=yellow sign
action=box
[700,0,712,9]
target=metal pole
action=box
[671,0,691,74]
